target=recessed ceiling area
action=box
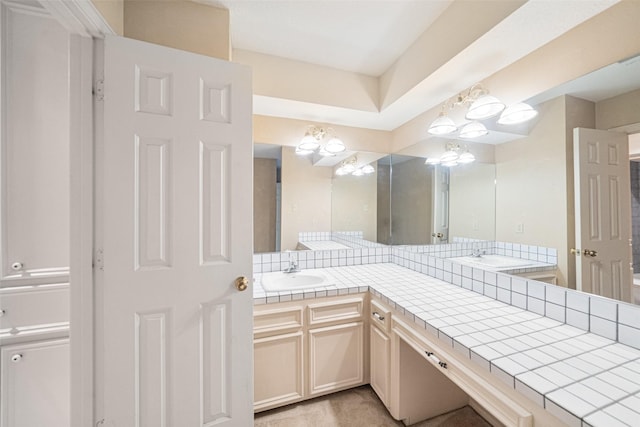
[211,0,623,132]
[211,0,452,77]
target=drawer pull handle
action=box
[425,351,447,369]
[372,312,385,321]
[10,262,23,271]
[11,354,22,363]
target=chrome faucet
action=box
[283,250,300,274]
[470,245,486,258]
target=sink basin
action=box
[450,254,537,270]
[261,270,329,292]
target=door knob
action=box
[583,249,597,257]
[235,276,249,292]
[570,248,581,256]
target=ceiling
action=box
[210,0,452,77]
[206,0,631,133]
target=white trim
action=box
[41,0,115,38]
[69,34,95,427]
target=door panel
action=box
[96,35,253,426]
[574,127,632,302]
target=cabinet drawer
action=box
[0,284,69,332]
[254,306,303,337]
[308,297,364,326]
[370,298,391,332]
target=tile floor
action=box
[254,386,493,427]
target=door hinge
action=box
[94,79,104,101]
[94,249,104,271]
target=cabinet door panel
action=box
[309,322,364,396]
[1,338,70,427]
[370,325,390,407]
[1,4,70,287]
[254,332,304,411]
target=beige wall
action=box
[331,168,378,241]
[281,147,332,251]
[449,163,496,241]
[391,158,432,245]
[596,88,640,131]
[91,0,124,34]
[254,158,277,253]
[235,50,379,113]
[391,1,640,154]
[254,115,391,154]
[123,0,230,60]
[495,95,596,288]
[496,97,568,284]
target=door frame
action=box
[37,2,115,426]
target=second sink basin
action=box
[261,270,329,292]
[450,254,538,270]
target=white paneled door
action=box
[574,127,632,302]
[96,36,253,426]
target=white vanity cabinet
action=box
[253,294,367,412]
[307,298,365,396]
[369,297,391,408]
[253,306,305,411]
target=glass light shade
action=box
[341,162,356,174]
[318,146,335,157]
[465,95,505,120]
[459,121,488,139]
[497,103,538,125]
[440,150,459,163]
[362,164,375,174]
[298,133,320,150]
[335,166,348,176]
[425,157,441,165]
[324,136,346,153]
[295,145,314,155]
[442,160,458,167]
[458,151,475,164]
[427,113,457,135]
[352,168,364,176]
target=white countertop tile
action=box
[253,263,640,426]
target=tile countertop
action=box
[253,263,640,427]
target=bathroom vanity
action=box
[253,261,640,427]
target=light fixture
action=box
[459,121,488,139]
[428,111,457,135]
[361,164,375,174]
[424,142,476,167]
[497,102,538,125]
[465,94,505,120]
[426,82,536,139]
[458,151,475,164]
[424,157,441,165]
[335,157,376,177]
[296,125,346,156]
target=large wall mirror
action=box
[253,141,496,252]
[388,141,496,245]
[253,143,389,253]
